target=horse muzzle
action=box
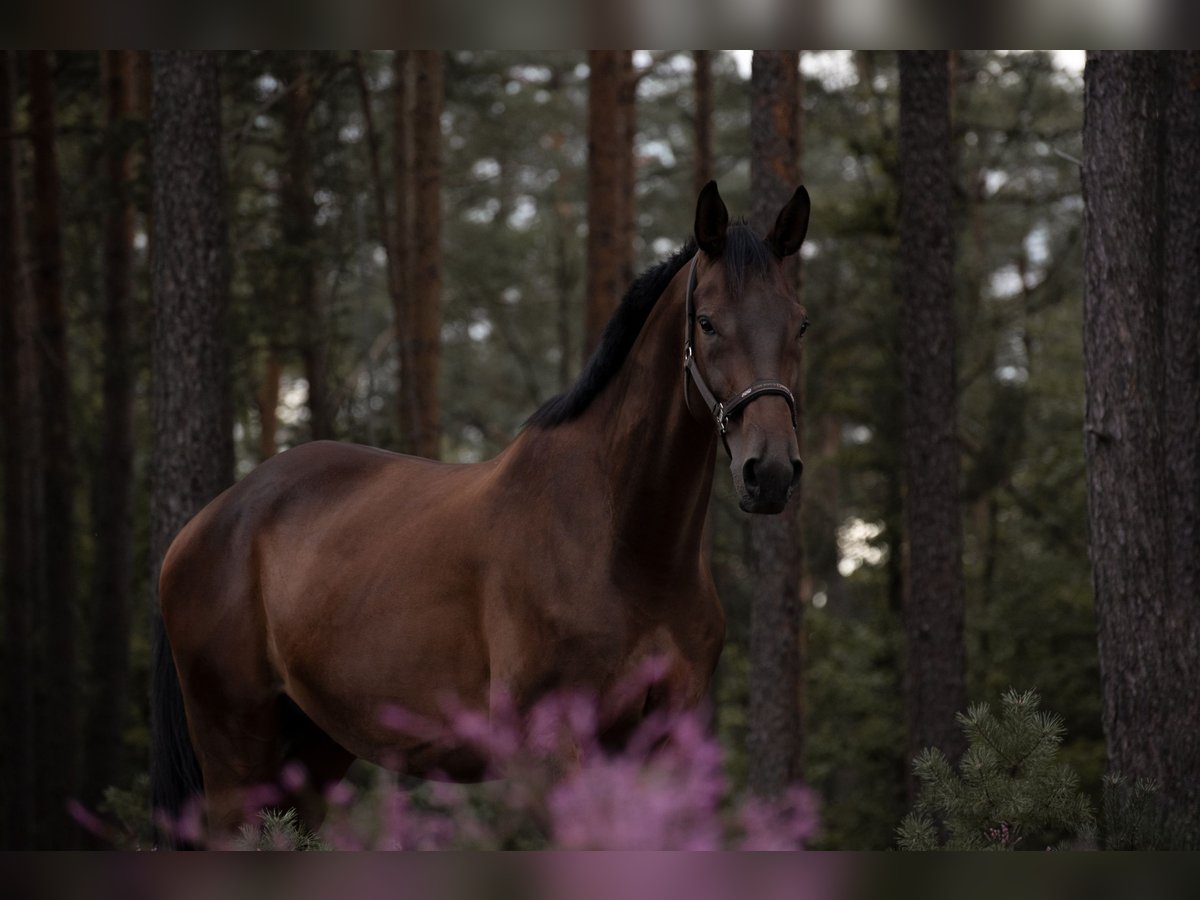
[733,453,803,515]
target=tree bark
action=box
[617,52,637,289]
[411,51,443,460]
[149,50,232,635]
[1162,51,1200,690]
[257,352,281,461]
[0,49,37,849]
[281,53,330,440]
[83,49,138,810]
[747,50,804,797]
[1084,50,1200,847]
[898,51,968,773]
[1159,49,1200,848]
[584,50,633,357]
[391,50,419,454]
[693,50,714,196]
[29,49,79,847]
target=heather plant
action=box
[90,664,820,851]
[311,679,820,850]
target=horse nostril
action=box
[790,459,804,490]
[742,458,761,493]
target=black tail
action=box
[150,614,203,849]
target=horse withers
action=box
[153,181,812,845]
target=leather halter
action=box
[683,256,798,457]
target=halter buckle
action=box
[714,402,726,434]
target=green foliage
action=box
[1100,774,1163,851]
[96,774,152,850]
[5,50,1112,849]
[897,690,1094,850]
[805,599,907,850]
[235,808,329,851]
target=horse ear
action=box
[767,185,811,258]
[694,180,729,257]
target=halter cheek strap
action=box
[683,257,798,457]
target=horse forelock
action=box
[720,222,774,298]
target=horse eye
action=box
[698,316,716,335]
[799,317,810,338]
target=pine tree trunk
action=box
[897,51,968,773]
[693,50,713,196]
[83,49,138,809]
[747,50,804,797]
[392,50,419,455]
[584,50,629,357]
[412,51,442,460]
[257,352,281,461]
[29,49,79,847]
[1159,48,1200,849]
[0,49,37,849]
[149,50,231,632]
[617,52,637,288]
[281,53,329,441]
[1084,50,1200,848]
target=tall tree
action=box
[692,50,713,196]
[411,50,443,460]
[149,52,232,820]
[746,50,804,797]
[1084,50,1200,847]
[391,50,419,454]
[897,50,968,773]
[1162,52,1200,679]
[617,52,637,291]
[0,49,37,849]
[280,53,330,441]
[1160,51,1200,844]
[29,49,78,846]
[83,50,138,808]
[256,354,281,461]
[584,50,634,357]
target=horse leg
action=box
[181,691,292,848]
[277,694,355,834]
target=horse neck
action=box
[582,262,718,576]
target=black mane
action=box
[526,225,773,429]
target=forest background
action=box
[2,50,1196,850]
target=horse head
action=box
[686,180,811,514]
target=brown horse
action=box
[152,181,811,845]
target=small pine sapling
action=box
[897,689,1094,850]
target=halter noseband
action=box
[683,256,798,457]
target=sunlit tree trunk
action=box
[412,51,443,460]
[584,50,633,357]
[257,352,281,461]
[747,49,804,797]
[392,50,419,454]
[1084,50,1200,848]
[29,49,79,847]
[618,52,637,288]
[84,49,138,810]
[897,50,968,778]
[281,53,329,440]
